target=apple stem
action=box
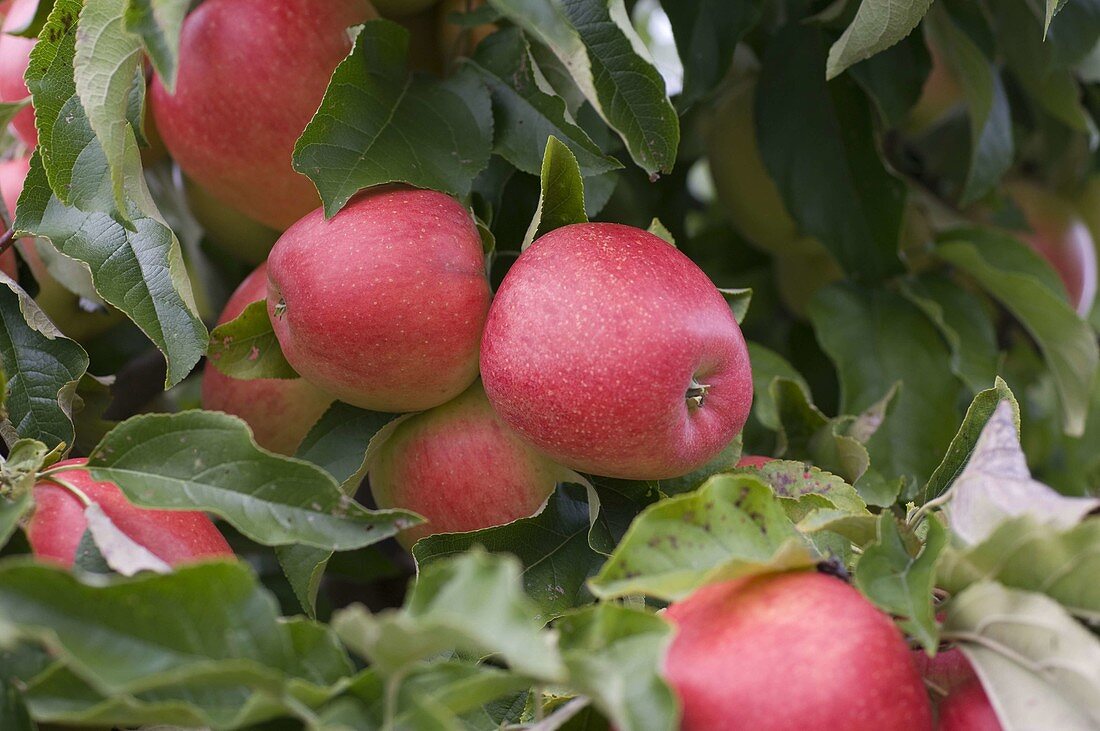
[43,475,94,508]
[686,378,710,408]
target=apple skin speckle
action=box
[480,222,753,481]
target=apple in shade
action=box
[911,646,977,695]
[202,263,333,456]
[480,223,753,481]
[736,455,774,468]
[267,187,491,412]
[663,572,933,731]
[184,177,280,266]
[0,0,37,147]
[1006,180,1098,317]
[26,459,233,567]
[938,679,1003,731]
[151,0,376,230]
[370,381,567,549]
[0,156,123,341]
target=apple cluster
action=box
[0,1,1010,728]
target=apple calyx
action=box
[686,378,711,408]
[273,298,287,319]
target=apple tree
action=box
[0,0,1097,728]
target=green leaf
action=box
[936,228,1099,436]
[555,604,677,731]
[0,275,88,452]
[737,459,867,514]
[207,300,298,380]
[0,101,30,131]
[588,474,817,601]
[0,561,306,695]
[0,678,33,731]
[664,0,764,109]
[524,136,588,248]
[855,514,946,653]
[925,5,1014,205]
[771,377,871,487]
[278,404,406,616]
[940,400,1100,545]
[646,217,675,246]
[900,274,1000,394]
[745,343,810,431]
[924,377,1017,502]
[470,28,620,178]
[938,517,1100,622]
[847,31,931,127]
[293,20,492,218]
[414,483,605,621]
[996,0,1097,138]
[82,410,419,550]
[487,0,679,176]
[334,550,566,681]
[809,283,964,487]
[944,582,1100,730]
[17,157,206,388]
[74,0,145,215]
[826,0,933,79]
[757,24,904,280]
[124,0,189,92]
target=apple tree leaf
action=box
[664,0,764,109]
[207,300,298,380]
[470,28,620,178]
[79,410,420,551]
[124,0,189,92]
[524,136,587,249]
[940,401,1100,546]
[935,228,1099,436]
[945,582,1100,730]
[826,0,933,80]
[293,20,492,218]
[588,473,818,602]
[0,275,88,453]
[555,604,677,731]
[855,513,946,653]
[486,0,679,177]
[333,550,566,681]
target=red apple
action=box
[370,381,566,548]
[267,186,490,412]
[911,646,977,696]
[480,223,753,480]
[202,263,334,455]
[938,679,1003,731]
[26,458,233,567]
[736,455,774,468]
[664,572,933,731]
[0,0,36,147]
[1006,180,1097,317]
[0,155,123,341]
[150,0,376,230]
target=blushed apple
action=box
[370,381,567,548]
[267,186,491,412]
[203,263,334,455]
[150,0,376,230]
[664,571,933,731]
[0,0,36,147]
[911,646,977,696]
[184,177,280,266]
[26,459,233,567]
[480,222,753,480]
[1006,180,1097,317]
[0,155,124,340]
[938,679,1003,731]
[736,455,774,468]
